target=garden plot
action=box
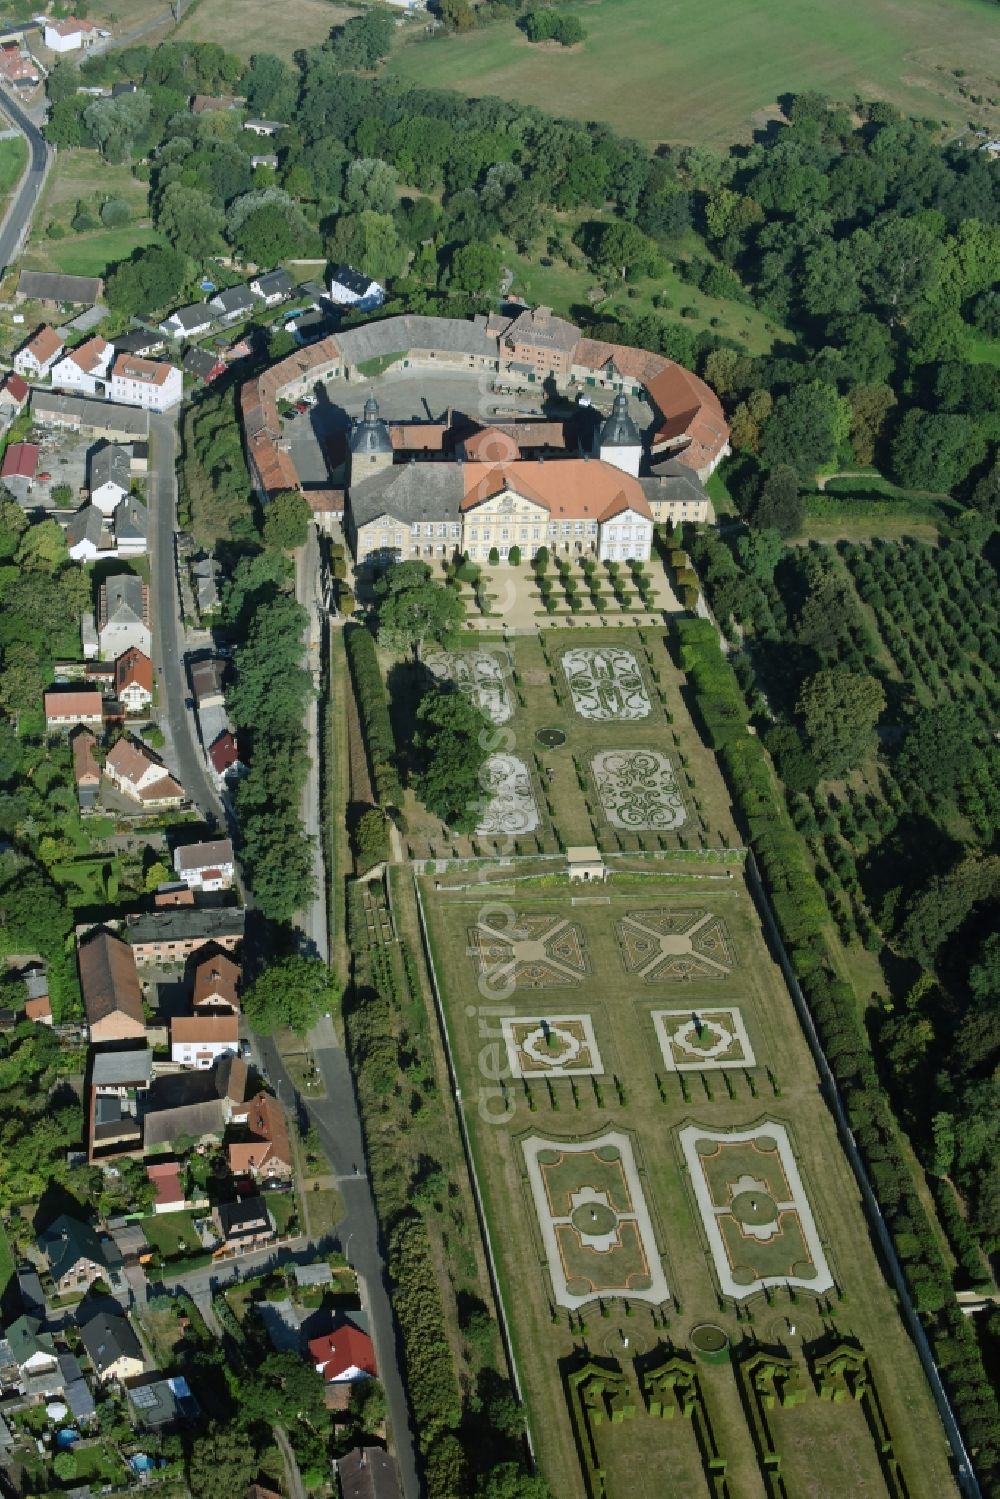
[592,749,687,831]
[523,1133,669,1309]
[467,911,590,990]
[680,1123,833,1298]
[476,753,540,837]
[424,647,513,725]
[502,1014,603,1077]
[615,909,735,982]
[562,646,653,721]
[653,1007,754,1071]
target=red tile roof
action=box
[44,689,104,721]
[115,647,153,698]
[1,373,28,403]
[460,459,652,523]
[308,1325,377,1382]
[2,441,38,479]
[209,732,239,774]
[22,325,62,365]
[146,1160,185,1207]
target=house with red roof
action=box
[114,648,153,715]
[0,372,28,416]
[146,1160,186,1214]
[14,324,63,379]
[208,731,241,782]
[308,1322,377,1383]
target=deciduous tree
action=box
[797,668,885,777]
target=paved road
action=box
[148,411,226,827]
[0,83,50,272]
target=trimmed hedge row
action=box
[345,624,403,809]
[673,616,1000,1494]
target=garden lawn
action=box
[173,0,360,60]
[142,1210,203,1260]
[44,226,163,280]
[420,863,958,1499]
[388,0,1000,145]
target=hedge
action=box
[345,624,403,809]
[672,616,1000,1492]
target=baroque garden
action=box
[402,610,958,1499]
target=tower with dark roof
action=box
[349,394,393,484]
[597,392,643,477]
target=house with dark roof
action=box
[37,1214,121,1296]
[59,1352,96,1423]
[337,1447,403,1499]
[327,265,385,311]
[127,1373,200,1429]
[113,494,148,555]
[142,1054,250,1148]
[183,346,226,383]
[125,906,245,964]
[78,1309,144,1383]
[90,443,131,515]
[77,928,145,1043]
[16,271,102,306]
[98,574,150,660]
[173,838,235,891]
[114,330,166,358]
[5,1315,58,1390]
[208,285,256,323]
[66,504,112,563]
[159,303,214,341]
[250,269,293,306]
[214,1196,274,1253]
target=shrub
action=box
[488,546,499,565]
[345,625,403,808]
[507,544,521,565]
[101,197,131,226]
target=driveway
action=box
[147,411,226,826]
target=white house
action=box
[207,285,255,323]
[43,690,104,732]
[171,1014,239,1069]
[13,325,63,379]
[104,737,185,807]
[65,504,111,562]
[90,444,131,516]
[326,265,385,311]
[243,118,284,136]
[44,17,98,51]
[114,647,152,714]
[250,269,293,306]
[98,575,151,660]
[158,305,213,341]
[173,838,235,891]
[114,494,147,555]
[50,336,113,397]
[596,502,653,563]
[110,355,183,413]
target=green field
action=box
[23,148,158,280]
[43,225,163,279]
[0,135,27,199]
[389,0,1000,144]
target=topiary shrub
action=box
[488,546,499,565]
[508,544,521,565]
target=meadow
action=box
[389,0,1000,145]
[22,149,160,281]
[172,0,359,61]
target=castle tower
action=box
[349,394,393,484]
[597,392,643,478]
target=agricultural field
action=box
[416,853,956,1499]
[388,0,1000,145]
[172,0,360,61]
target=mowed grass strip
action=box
[389,0,1000,143]
[0,135,27,199]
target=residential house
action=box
[209,730,241,781]
[213,1196,274,1253]
[66,504,112,562]
[171,1012,239,1069]
[125,906,245,965]
[127,1374,200,1430]
[190,94,243,114]
[189,656,226,710]
[141,1054,250,1149]
[90,443,131,514]
[243,118,284,136]
[146,1159,186,1213]
[0,372,29,416]
[183,346,226,383]
[250,269,293,306]
[110,354,183,412]
[38,1213,122,1296]
[89,1047,152,1159]
[44,690,104,732]
[32,389,149,441]
[114,331,165,358]
[337,1447,403,1499]
[309,1321,377,1383]
[50,335,113,396]
[98,574,151,660]
[192,950,240,1012]
[327,265,385,311]
[173,838,235,891]
[155,884,196,907]
[79,1311,144,1383]
[5,1316,59,1395]
[251,153,278,170]
[24,989,53,1027]
[159,304,214,341]
[0,45,40,86]
[104,737,185,807]
[114,493,148,554]
[208,285,256,323]
[114,648,153,714]
[228,1092,292,1180]
[13,324,64,377]
[44,17,98,50]
[192,555,221,615]
[16,271,103,306]
[109,1222,151,1269]
[72,728,101,809]
[78,928,146,1042]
